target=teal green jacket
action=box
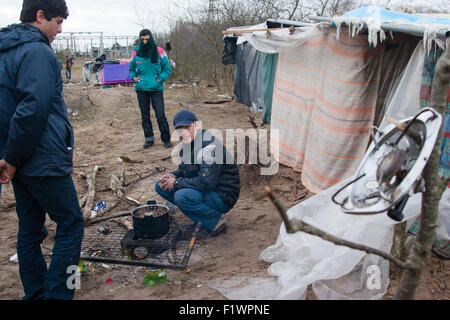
[129,46,171,92]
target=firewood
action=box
[83,165,101,221]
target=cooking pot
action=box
[131,204,170,239]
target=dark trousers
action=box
[11,175,84,300]
[136,91,171,143]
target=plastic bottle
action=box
[143,268,167,285]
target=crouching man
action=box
[155,110,240,237]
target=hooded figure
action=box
[136,30,159,63]
[129,29,172,149]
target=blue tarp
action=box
[341,6,450,26]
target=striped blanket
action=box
[271,26,383,193]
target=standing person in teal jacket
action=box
[129,29,172,149]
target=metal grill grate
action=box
[81,213,201,270]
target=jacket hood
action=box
[0,23,49,52]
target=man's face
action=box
[140,35,150,44]
[35,10,64,43]
[176,123,196,143]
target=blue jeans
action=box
[11,175,84,300]
[155,181,230,231]
[65,69,71,81]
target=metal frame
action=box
[81,214,202,270]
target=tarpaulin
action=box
[271,26,383,193]
[332,6,450,50]
[341,6,450,26]
[204,178,423,300]
[102,64,132,84]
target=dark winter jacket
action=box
[172,130,240,208]
[0,23,74,176]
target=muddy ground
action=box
[0,61,448,300]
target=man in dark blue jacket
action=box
[156,110,240,237]
[0,0,84,300]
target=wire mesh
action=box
[81,212,200,270]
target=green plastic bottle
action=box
[143,268,167,286]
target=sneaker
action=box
[143,141,154,149]
[210,215,227,235]
[197,216,227,240]
[179,222,198,240]
[164,141,172,148]
[179,217,227,240]
[195,225,227,240]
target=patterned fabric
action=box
[270,27,383,193]
[408,48,450,258]
[408,218,449,259]
[419,48,450,181]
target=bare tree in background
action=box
[130,0,166,39]
[307,0,357,17]
[158,0,358,91]
[134,0,448,93]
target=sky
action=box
[0,0,197,50]
[1,0,445,33]
[0,0,189,35]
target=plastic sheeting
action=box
[373,34,420,127]
[82,61,94,82]
[205,178,423,300]
[332,6,450,51]
[378,41,426,131]
[237,25,321,54]
[437,189,450,242]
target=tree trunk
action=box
[390,222,407,275]
[394,44,449,300]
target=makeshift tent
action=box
[231,7,449,193]
[214,7,450,300]
[82,61,94,82]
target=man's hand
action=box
[160,173,176,191]
[0,160,16,184]
[133,76,142,82]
